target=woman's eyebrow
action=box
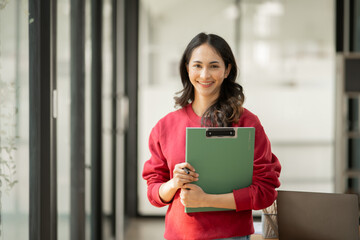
[191,60,220,64]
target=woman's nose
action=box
[200,68,210,79]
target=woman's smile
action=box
[197,81,215,87]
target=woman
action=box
[143,32,281,240]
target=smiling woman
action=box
[142,32,281,240]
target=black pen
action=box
[182,167,190,174]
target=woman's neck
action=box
[191,95,217,117]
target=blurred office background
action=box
[0,0,359,239]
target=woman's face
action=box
[187,44,231,103]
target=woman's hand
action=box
[180,183,237,210]
[171,162,199,189]
[159,163,198,203]
[180,184,207,208]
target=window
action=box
[0,0,30,239]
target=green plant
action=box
[0,81,19,237]
[0,80,19,194]
[0,0,10,10]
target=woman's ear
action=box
[225,64,232,78]
[186,63,189,73]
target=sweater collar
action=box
[185,103,202,126]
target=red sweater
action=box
[142,104,281,240]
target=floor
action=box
[125,217,165,239]
[124,217,263,240]
[0,214,261,240]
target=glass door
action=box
[56,0,119,239]
[0,0,120,239]
[0,0,29,239]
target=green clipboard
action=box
[185,127,255,213]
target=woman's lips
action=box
[197,81,214,87]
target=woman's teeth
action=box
[199,82,212,85]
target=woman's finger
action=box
[174,162,196,172]
[173,174,198,184]
[174,166,199,178]
[183,162,196,172]
[174,171,198,182]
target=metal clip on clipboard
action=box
[206,128,236,138]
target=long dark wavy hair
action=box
[174,32,245,127]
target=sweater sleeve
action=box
[233,121,281,211]
[142,125,171,207]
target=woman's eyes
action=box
[210,65,219,68]
[193,65,220,69]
